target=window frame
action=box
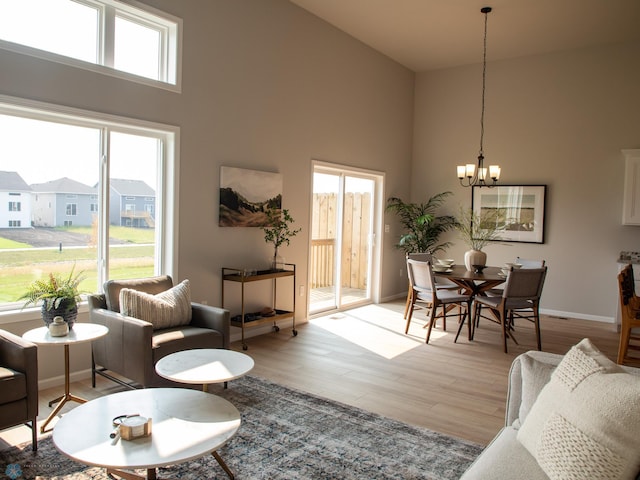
[0,93,180,319]
[0,0,182,92]
[65,203,78,216]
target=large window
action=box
[0,0,181,91]
[0,96,178,312]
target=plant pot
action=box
[271,249,285,271]
[464,249,487,271]
[41,301,77,330]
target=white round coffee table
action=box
[155,349,254,391]
[23,323,108,432]
[53,388,240,480]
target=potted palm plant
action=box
[386,192,458,255]
[456,207,504,271]
[260,208,301,271]
[19,266,86,329]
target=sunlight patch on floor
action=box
[311,304,446,359]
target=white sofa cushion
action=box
[120,279,192,330]
[517,338,640,480]
[459,426,549,480]
[514,353,556,428]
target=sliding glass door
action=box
[310,164,381,313]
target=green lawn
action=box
[0,227,155,304]
[0,238,31,249]
[60,225,155,244]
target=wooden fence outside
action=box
[310,192,371,289]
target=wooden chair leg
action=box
[534,307,542,351]
[425,305,437,344]
[442,305,447,332]
[403,287,413,319]
[500,307,508,353]
[405,296,416,334]
[454,303,469,343]
[618,326,631,364]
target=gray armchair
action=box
[0,329,38,451]
[89,275,230,389]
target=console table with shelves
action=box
[221,264,297,350]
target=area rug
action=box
[0,376,483,479]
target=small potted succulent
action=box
[19,266,86,329]
[260,208,301,271]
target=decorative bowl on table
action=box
[432,264,451,273]
[472,265,486,274]
[437,259,455,267]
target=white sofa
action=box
[460,349,640,479]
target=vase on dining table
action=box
[464,249,487,271]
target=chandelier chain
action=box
[456,6,500,187]
[479,8,488,156]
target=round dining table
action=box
[433,264,506,296]
[433,265,507,340]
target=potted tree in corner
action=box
[386,191,458,255]
[19,266,86,329]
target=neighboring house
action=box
[109,179,156,228]
[30,177,97,227]
[0,171,31,228]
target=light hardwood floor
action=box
[0,299,622,450]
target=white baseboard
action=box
[541,308,614,324]
[387,290,615,324]
[38,368,92,390]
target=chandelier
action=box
[457,6,501,187]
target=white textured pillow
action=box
[515,353,556,427]
[517,338,640,480]
[120,279,192,330]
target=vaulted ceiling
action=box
[290,0,640,71]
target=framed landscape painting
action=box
[472,185,546,243]
[219,167,283,227]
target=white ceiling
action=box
[289,0,640,72]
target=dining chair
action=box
[487,257,546,297]
[515,257,546,268]
[617,264,640,364]
[473,266,547,353]
[403,253,432,320]
[406,259,473,344]
[403,253,457,320]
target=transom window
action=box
[0,0,181,91]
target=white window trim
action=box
[0,0,182,93]
[0,93,180,320]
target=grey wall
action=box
[0,0,415,316]
[0,0,414,383]
[410,41,640,321]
